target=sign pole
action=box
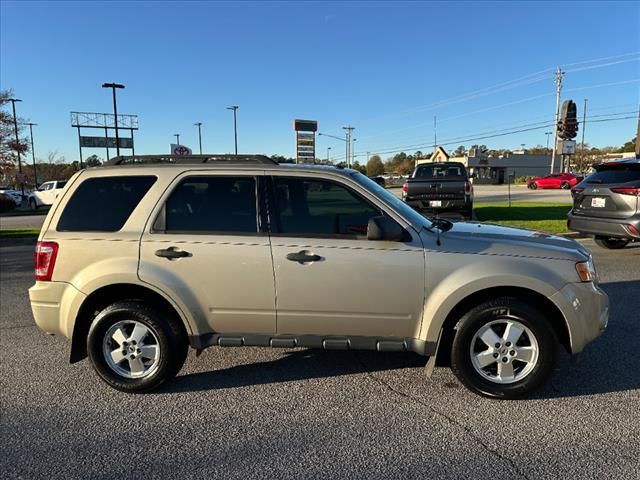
[77,126,84,169]
[104,126,110,161]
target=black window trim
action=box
[151,174,265,237]
[266,175,386,240]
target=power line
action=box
[332,114,637,161]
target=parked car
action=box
[29,180,68,209]
[0,186,22,206]
[527,173,582,190]
[567,159,639,249]
[402,162,473,219]
[29,154,608,399]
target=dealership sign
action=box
[294,119,317,164]
[80,136,134,149]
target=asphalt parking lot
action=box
[1,238,639,479]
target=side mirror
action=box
[367,216,404,242]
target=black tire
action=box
[560,181,570,189]
[450,296,558,399]
[87,301,188,393]
[594,236,630,249]
[29,198,37,210]
[528,182,537,190]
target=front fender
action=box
[420,253,570,343]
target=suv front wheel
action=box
[87,301,188,393]
[451,297,557,399]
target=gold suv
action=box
[29,155,609,398]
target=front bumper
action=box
[568,212,640,240]
[549,281,609,354]
[29,281,86,339]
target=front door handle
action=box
[286,250,323,264]
[155,246,191,260]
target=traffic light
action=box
[558,100,578,140]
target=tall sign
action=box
[294,119,317,164]
[71,111,138,167]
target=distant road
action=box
[0,185,572,231]
[390,183,573,203]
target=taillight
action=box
[611,187,640,196]
[402,183,408,193]
[464,181,473,195]
[628,224,639,237]
[35,241,59,281]
[571,187,584,195]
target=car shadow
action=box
[163,349,426,393]
[163,280,640,398]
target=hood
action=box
[433,221,589,261]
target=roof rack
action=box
[105,154,278,166]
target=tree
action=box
[366,155,384,176]
[452,145,466,157]
[351,161,367,174]
[397,159,415,175]
[616,137,636,153]
[84,154,103,167]
[0,89,29,165]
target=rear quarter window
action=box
[56,176,157,232]
[585,167,640,184]
[415,164,467,178]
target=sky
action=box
[1,0,639,164]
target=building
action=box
[417,146,554,184]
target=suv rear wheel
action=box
[594,236,630,249]
[450,297,557,399]
[87,301,188,393]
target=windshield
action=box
[350,172,432,229]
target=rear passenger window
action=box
[164,176,257,233]
[57,176,156,232]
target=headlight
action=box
[575,256,596,282]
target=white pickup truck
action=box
[29,180,68,209]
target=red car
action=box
[527,173,583,190]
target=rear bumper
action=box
[567,211,640,239]
[29,281,86,339]
[405,198,472,212]
[549,281,609,354]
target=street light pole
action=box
[194,122,203,154]
[174,133,180,145]
[8,98,24,198]
[581,99,588,152]
[327,146,331,163]
[545,131,552,150]
[227,105,239,155]
[26,122,38,187]
[101,82,125,157]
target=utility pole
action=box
[550,67,564,174]
[545,131,552,150]
[352,138,357,166]
[327,146,331,163]
[342,125,354,168]
[434,115,437,149]
[101,83,125,157]
[581,99,588,152]
[227,105,239,155]
[8,98,25,198]
[174,133,180,145]
[636,107,640,158]
[194,122,203,154]
[26,122,38,187]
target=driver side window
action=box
[272,177,381,237]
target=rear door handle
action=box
[286,250,323,264]
[155,246,191,260]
